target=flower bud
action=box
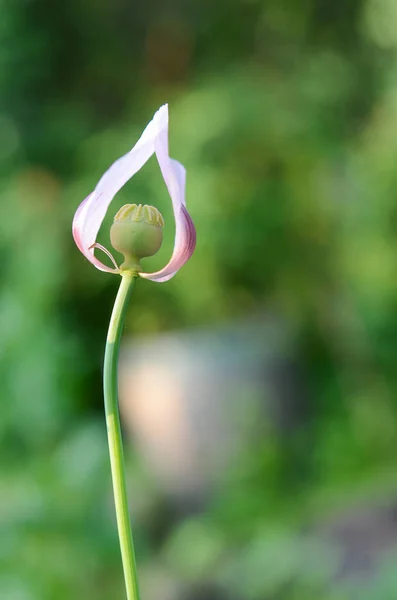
[110,204,164,271]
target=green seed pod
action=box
[110,204,164,272]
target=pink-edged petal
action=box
[72,194,118,273]
[72,105,169,273]
[140,202,196,282]
[140,109,196,282]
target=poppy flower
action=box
[72,105,196,282]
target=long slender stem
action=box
[103,271,140,600]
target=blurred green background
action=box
[2,0,397,598]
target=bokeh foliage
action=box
[2,0,397,598]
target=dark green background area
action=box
[2,1,397,598]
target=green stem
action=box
[103,271,140,600]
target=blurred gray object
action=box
[119,316,301,502]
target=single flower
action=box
[72,104,196,282]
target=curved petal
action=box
[72,194,118,273]
[72,105,169,272]
[140,109,196,282]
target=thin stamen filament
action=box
[90,242,119,270]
